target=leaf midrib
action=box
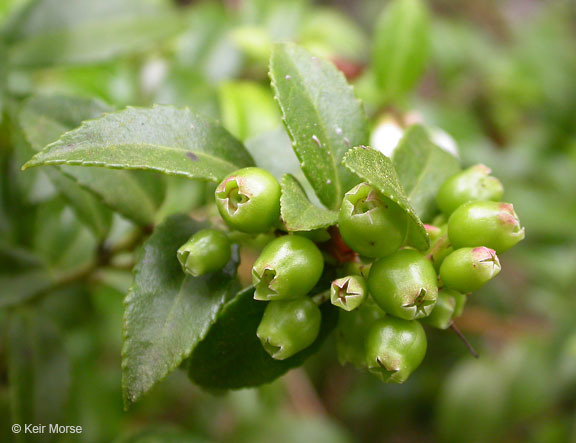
[26,141,238,177]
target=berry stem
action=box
[450,323,479,359]
[311,290,330,306]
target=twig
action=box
[450,323,479,358]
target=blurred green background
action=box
[1,0,575,442]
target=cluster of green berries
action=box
[176,163,525,383]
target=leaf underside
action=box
[280,173,338,231]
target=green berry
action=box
[338,182,408,258]
[256,297,321,360]
[452,289,467,317]
[440,247,501,292]
[448,201,525,253]
[436,164,504,216]
[215,167,280,233]
[252,235,324,301]
[368,249,438,320]
[336,298,385,368]
[421,289,464,330]
[330,275,367,311]
[365,316,427,383]
[177,229,231,277]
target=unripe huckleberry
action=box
[330,275,368,311]
[252,235,324,301]
[365,316,427,384]
[448,201,525,253]
[368,249,438,320]
[215,167,280,234]
[338,182,408,258]
[336,298,385,368]
[177,229,231,277]
[256,297,321,360]
[440,247,501,293]
[436,164,504,216]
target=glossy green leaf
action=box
[122,215,240,407]
[393,125,460,221]
[23,105,255,184]
[372,0,430,104]
[19,94,164,228]
[187,287,338,391]
[280,174,338,231]
[5,0,185,67]
[7,309,70,431]
[269,42,368,210]
[342,146,429,250]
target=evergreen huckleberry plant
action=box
[20,40,525,400]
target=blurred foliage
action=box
[0,0,575,442]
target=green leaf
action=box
[280,174,338,231]
[5,0,185,68]
[7,309,70,432]
[393,125,461,221]
[0,271,53,308]
[218,81,280,141]
[187,287,338,391]
[269,42,368,210]
[122,214,240,407]
[42,167,112,238]
[23,105,255,184]
[342,146,429,250]
[33,198,96,271]
[372,0,430,104]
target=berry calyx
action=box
[338,182,408,258]
[330,275,367,311]
[252,235,324,301]
[215,167,281,233]
[256,297,321,360]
